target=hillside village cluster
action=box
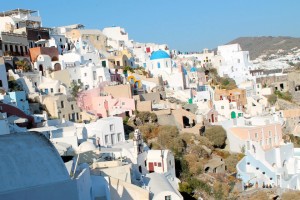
[1,9,300,200]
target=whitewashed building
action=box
[85,117,125,146]
[217,44,254,85]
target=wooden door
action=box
[148,162,154,173]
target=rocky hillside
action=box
[227,36,300,59]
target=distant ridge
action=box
[226,36,300,59]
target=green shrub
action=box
[204,126,227,148]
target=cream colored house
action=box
[42,94,81,121]
[67,29,107,51]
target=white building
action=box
[145,173,183,200]
[48,29,68,54]
[217,44,254,85]
[147,50,185,90]
[85,117,125,146]
[237,143,300,190]
[146,150,176,178]
[103,26,133,50]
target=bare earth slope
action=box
[227,36,300,59]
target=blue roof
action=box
[150,50,170,60]
[190,67,197,72]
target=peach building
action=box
[230,123,283,151]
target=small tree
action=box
[15,60,31,72]
[224,153,244,173]
[268,94,277,105]
[70,81,82,98]
[204,126,227,148]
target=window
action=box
[50,88,53,93]
[116,61,120,66]
[157,62,161,68]
[237,59,240,63]
[221,106,224,109]
[117,133,121,142]
[154,162,157,166]
[122,102,125,105]
[71,104,74,110]
[165,195,171,200]
[0,80,2,87]
[158,162,161,167]
[111,134,115,145]
[269,131,272,137]
[86,36,89,40]
[255,133,258,139]
[93,71,96,80]
[84,73,87,77]
[110,124,114,132]
[61,101,64,108]
[102,61,106,67]
[105,135,108,144]
[97,36,99,40]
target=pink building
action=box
[230,123,283,151]
[77,87,135,118]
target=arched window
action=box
[157,62,161,69]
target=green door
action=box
[231,111,236,119]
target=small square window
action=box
[165,195,171,200]
[110,124,114,132]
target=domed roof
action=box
[190,66,197,72]
[150,50,170,60]
[78,141,96,153]
[0,132,70,193]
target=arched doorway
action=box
[54,63,61,71]
[231,111,236,119]
[39,64,44,76]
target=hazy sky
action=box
[2,0,300,51]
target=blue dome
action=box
[150,50,170,60]
[190,67,197,72]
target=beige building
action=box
[42,94,81,121]
[67,29,107,51]
[108,50,132,68]
[103,84,132,99]
[50,69,72,87]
